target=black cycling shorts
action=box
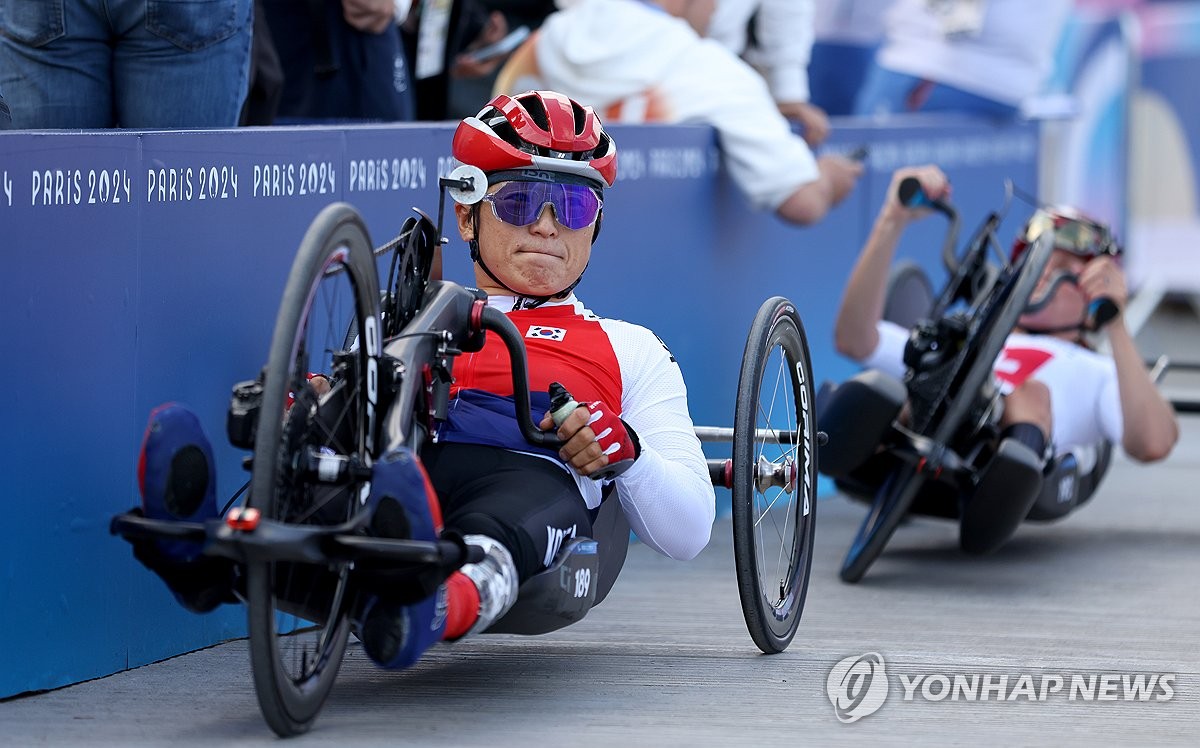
[421,442,595,583]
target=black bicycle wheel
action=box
[731,297,818,654]
[838,234,1057,584]
[883,260,934,329]
[246,203,382,737]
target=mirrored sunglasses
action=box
[1023,211,1118,258]
[482,181,602,231]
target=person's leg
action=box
[916,82,1019,120]
[999,379,1052,459]
[852,64,924,117]
[133,402,236,612]
[959,380,1051,553]
[0,82,11,128]
[360,443,593,669]
[0,0,114,128]
[428,443,593,587]
[853,64,1019,120]
[110,0,253,127]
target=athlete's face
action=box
[1017,249,1088,331]
[457,181,596,298]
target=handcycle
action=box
[816,177,1132,584]
[111,171,821,736]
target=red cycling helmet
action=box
[452,90,617,189]
[1011,206,1122,264]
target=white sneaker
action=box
[458,534,519,637]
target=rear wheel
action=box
[246,203,382,737]
[731,297,818,654]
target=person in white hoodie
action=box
[501,0,861,226]
[706,0,830,146]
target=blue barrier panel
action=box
[0,117,1036,697]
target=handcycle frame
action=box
[831,181,1065,583]
[831,183,1194,583]
[112,178,822,736]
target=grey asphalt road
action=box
[3,306,1198,746]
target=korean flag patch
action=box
[526,325,567,342]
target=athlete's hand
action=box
[1078,255,1127,313]
[881,164,951,224]
[539,400,639,480]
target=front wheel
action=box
[731,297,818,654]
[246,203,382,737]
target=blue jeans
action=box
[853,64,1019,121]
[0,0,253,128]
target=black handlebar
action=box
[898,176,955,218]
[479,305,565,450]
[897,176,961,277]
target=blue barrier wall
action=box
[0,117,1037,697]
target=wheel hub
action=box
[754,455,796,494]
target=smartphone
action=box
[467,25,531,63]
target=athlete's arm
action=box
[834,165,950,360]
[606,322,715,561]
[1082,259,1178,462]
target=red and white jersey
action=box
[440,294,715,561]
[864,320,1123,453]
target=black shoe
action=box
[359,599,410,667]
[959,438,1043,554]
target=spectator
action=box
[707,0,829,146]
[402,0,557,121]
[445,0,558,119]
[853,0,1072,120]
[0,84,10,129]
[808,0,891,116]
[497,0,862,226]
[0,0,253,128]
[260,0,414,122]
[239,0,285,126]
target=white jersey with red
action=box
[436,294,715,561]
[863,320,1123,455]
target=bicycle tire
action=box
[838,234,1056,584]
[246,203,382,737]
[731,297,818,653]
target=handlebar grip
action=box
[1087,297,1120,331]
[897,176,924,207]
[897,176,953,217]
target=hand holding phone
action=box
[466,25,530,63]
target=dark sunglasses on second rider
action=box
[482,181,603,231]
